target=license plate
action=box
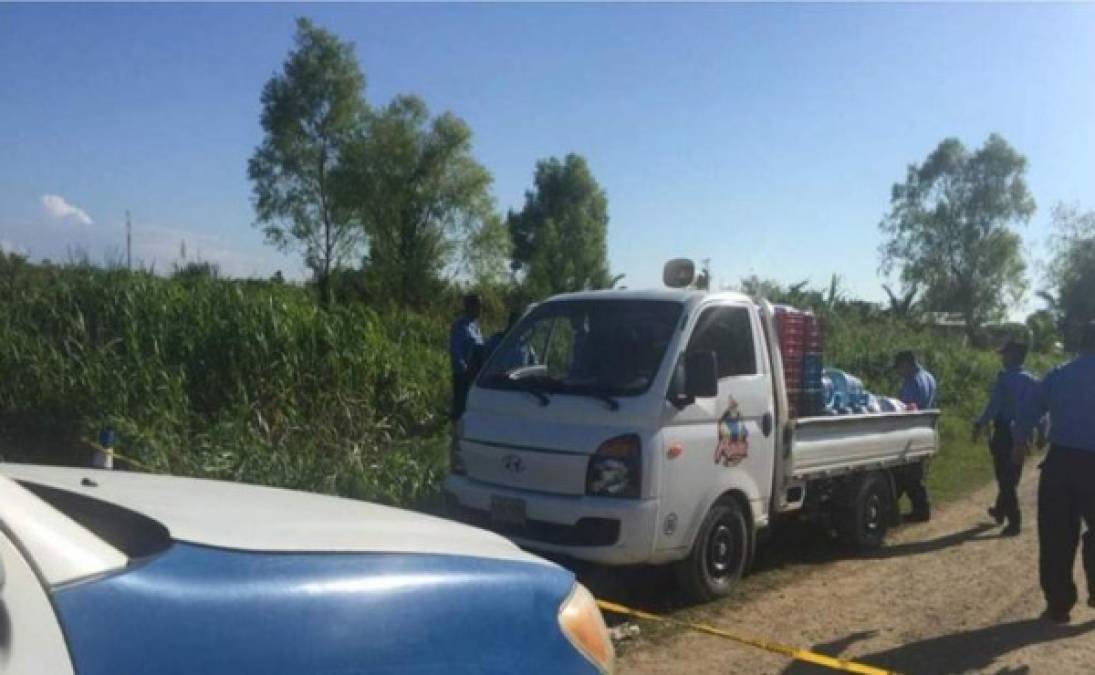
[490,495,527,528]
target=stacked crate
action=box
[773,306,825,418]
[774,306,805,418]
[801,312,825,416]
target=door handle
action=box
[761,412,773,437]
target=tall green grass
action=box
[0,265,450,505]
[0,262,1062,508]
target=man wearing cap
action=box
[1017,320,1095,623]
[893,350,937,522]
[449,294,484,423]
[972,339,1044,536]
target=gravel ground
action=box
[617,469,1095,674]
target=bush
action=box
[0,265,450,506]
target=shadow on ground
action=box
[575,519,1002,615]
[859,522,996,559]
[781,618,1095,675]
[569,516,855,615]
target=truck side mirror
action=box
[684,351,719,399]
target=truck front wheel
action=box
[675,500,749,602]
[839,471,891,551]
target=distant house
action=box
[921,312,1030,347]
[921,312,968,340]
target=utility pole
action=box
[126,210,132,271]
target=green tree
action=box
[507,154,611,299]
[880,134,1035,341]
[248,18,366,305]
[1026,309,1059,353]
[462,213,513,287]
[1046,202,1095,349]
[337,95,500,307]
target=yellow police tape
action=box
[596,599,896,675]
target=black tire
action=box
[675,500,750,602]
[839,472,891,551]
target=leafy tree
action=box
[1026,309,1059,353]
[1046,203,1095,349]
[248,18,366,305]
[462,213,513,287]
[337,95,500,307]
[507,154,611,299]
[880,134,1035,341]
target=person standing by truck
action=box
[893,350,936,522]
[972,339,1043,536]
[1017,320,1095,624]
[449,294,484,422]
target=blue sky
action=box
[2,3,1094,313]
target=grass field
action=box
[0,258,1065,511]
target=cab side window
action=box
[687,306,757,378]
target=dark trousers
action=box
[451,372,470,422]
[1038,445,1095,614]
[990,422,1024,528]
[894,462,930,517]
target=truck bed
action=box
[788,411,940,480]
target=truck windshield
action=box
[478,299,683,397]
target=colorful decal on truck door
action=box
[714,398,749,466]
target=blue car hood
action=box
[52,543,597,674]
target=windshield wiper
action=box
[572,390,620,411]
[519,384,551,406]
[512,377,552,406]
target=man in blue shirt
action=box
[972,339,1043,536]
[449,294,484,422]
[1017,320,1095,623]
[896,351,938,410]
[893,350,937,522]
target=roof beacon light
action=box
[663,258,696,288]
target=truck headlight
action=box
[558,582,615,674]
[585,435,641,498]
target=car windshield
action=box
[478,299,683,397]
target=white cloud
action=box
[0,239,28,256]
[41,194,94,225]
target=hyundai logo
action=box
[502,454,525,474]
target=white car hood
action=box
[1,463,547,567]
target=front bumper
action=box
[444,474,662,565]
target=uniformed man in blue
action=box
[972,339,1043,536]
[449,294,484,422]
[1017,320,1095,624]
[893,350,937,521]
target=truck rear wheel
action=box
[839,471,891,551]
[675,500,749,602]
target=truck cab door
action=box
[656,303,775,554]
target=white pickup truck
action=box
[444,279,939,601]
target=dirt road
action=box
[616,470,1095,674]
